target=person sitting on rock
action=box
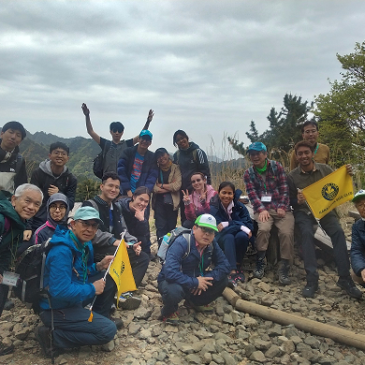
[157,214,230,325]
[243,142,294,285]
[350,190,365,287]
[288,140,362,299]
[35,207,123,357]
[82,172,149,310]
[0,184,43,356]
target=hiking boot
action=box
[337,277,362,299]
[0,341,14,356]
[235,270,245,283]
[302,282,318,298]
[162,311,180,325]
[227,273,238,289]
[253,258,266,279]
[278,260,291,286]
[118,292,142,310]
[35,326,53,358]
[184,300,214,313]
[110,317,123,330]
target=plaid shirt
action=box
[243,159,290,214]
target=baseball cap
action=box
[352,190,365,203]
[194,214,218,232]
[139,130,153,139]
[247,142,267,153]
[73,207,103,225]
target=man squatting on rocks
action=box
[158,214,230,325]
[82,172,149,309]
[243,142,294,285]
[288,140,362,299]
[0,184,43,355]
[36,207,123,356]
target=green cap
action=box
[194,214,218,232]
[352,189,365,203]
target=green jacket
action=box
[0,191,26,274]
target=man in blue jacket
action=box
[36,207,122,357]
[351,190,365,287]
[158,214,230,325]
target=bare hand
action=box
[248,231,252,239]
[191,288,202,296]
[277,208,286,218]
[346,164,354,176]
[361,268,365,283]
[217,223,224,232]
[297,189,305,205]
[127,190,133,198]
[0,274,2,284]
[200,190,207,202]
[134,207,146,222]
[147,109,154,123]
[258,210,270,223]
[196,276,214,291]
[98,255,114,270]
[23,230,32,241]
[48,185,59,196]
[133,241,142,256]
[81,103,90,116]
[93,278,106,295]
[182,189,190,203]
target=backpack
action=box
[13,238,53,313]
[157,227,191,263]
[93,141,111,179]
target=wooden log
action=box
[223,287,365,351]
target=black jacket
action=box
[29,160,77,231]
[117,146,158,194]
[173,142,211,190]
[0,142,27,194]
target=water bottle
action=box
[157,233,171,262]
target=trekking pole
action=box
[88,232,126,322]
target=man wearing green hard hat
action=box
[157,213,230,325]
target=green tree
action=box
[314,41,365,167]
[229,94,311,164]
[76,179,100,201]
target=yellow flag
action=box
[303,165,353,219]
[109,239,137,302]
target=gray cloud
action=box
[0,0,365,157]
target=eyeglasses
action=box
[111,129,123,133]
[356,203,365,210]
[49,204,67,211]
[303,129,317,134]
[76,220,99,229]
[199,226,215,235]
[191,179,202,183]
[52,150,68,156]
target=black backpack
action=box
[93,141,111,179]
[13,239,53,313]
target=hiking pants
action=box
[219,232,249,271]
[154,198,178,246]
[158,276,228,317]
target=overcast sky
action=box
[1,0,365,158]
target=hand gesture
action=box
[81,103,90,116]
[346,164,354,176]
[93,278,106,295]
[48,185,59,196]
[147,109,154,124]
[277,208,286,218]
[200,190,207,202]
[127,190,133,198]
[99,255,114,270]
[23,230,32,241]
[297,189,305,205]
[258,210,270,223]
[195,276,213,293]
[133,241,142,256]
[182,189,190,203]
[134,207,146,222]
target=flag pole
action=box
[87,232,126,321]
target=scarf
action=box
[159,160,172,172]
[255,159,268,174]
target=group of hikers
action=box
[0,105,365,359]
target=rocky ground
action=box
[2,219,365,365]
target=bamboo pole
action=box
[223,287,365,351]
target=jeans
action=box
[158,276,228,317]
[294,210,350,283]
[154,198,178,246]
[219,232,249,271]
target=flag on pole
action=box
[109,239,137,303]
[302,165,353,219]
